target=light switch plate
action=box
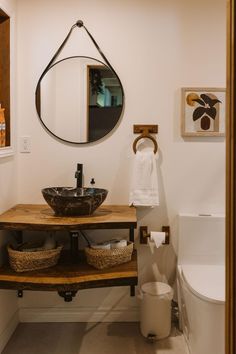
[19,136,31,153]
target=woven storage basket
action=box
[7,244,63,272]
[85,242,133,270]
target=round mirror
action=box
[36,56,124,144]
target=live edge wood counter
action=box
[0,204,138,298]
[0,204,137,231]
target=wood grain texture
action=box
[0,205,138,292]
[0,204,137,231]
[0,11,10,146]
[226,1,235,353]
[0,251,138,291]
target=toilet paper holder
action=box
[140,225,170,245]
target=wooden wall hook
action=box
[133,125,158,154]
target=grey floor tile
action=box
[2,322,188,354]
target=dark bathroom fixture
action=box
[139,225,170,245]
[75,163,83,188]
[58,290,77,302]
[90,178,95,186]
[41,187,108,216]
[35,20,124,144]
[133,125,158,154]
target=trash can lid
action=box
[141,282,173,296]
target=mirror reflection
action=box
[36,57,124,143]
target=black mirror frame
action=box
[35,55,124,144]
[35,20,125,144]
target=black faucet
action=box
[75,163,83,188]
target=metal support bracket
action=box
[130,285,135,297]
[70,231,80,262]
[58,291,77,302]
[17,290,23,298]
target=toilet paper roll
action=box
[111,240,127,249]
[150,231,165,248]
[91,243,111,250]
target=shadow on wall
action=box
[136,147,176,288]
[137,242,177,289]
[111,139,176,290]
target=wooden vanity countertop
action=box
[0,204,137,231]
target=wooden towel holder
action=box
[133,124,158,154]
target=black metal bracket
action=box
[58,291,77,302]
[17,290,23,298]
[70,231,80,262]
[130,285,135,297]
[129,227,135,242]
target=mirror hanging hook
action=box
[75,20,84,28]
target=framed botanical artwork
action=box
[181,87,226,137]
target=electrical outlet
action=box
[20,136,31,153]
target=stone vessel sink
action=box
[42,187,108,216]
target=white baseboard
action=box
[19,307,139,323]
[0,311,19,353]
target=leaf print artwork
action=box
[181,88,225,137]
[190,93,222,130]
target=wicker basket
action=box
[7,244,63,272]
[85,242,134,270]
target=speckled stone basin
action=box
[42,187,108,216]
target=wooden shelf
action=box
[0,204,138,299]
[0,250,138,292]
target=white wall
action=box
[0,0,19,349]
[16,0,226,322]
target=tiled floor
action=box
[2,322,189,354]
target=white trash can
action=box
[140,282,173,340]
